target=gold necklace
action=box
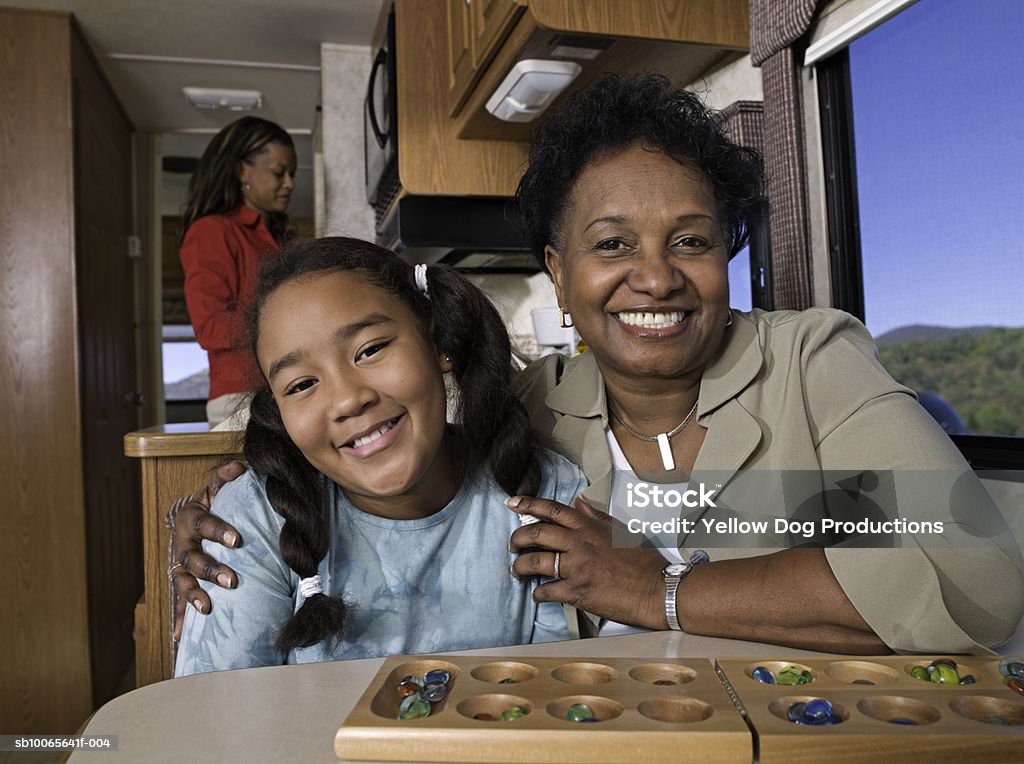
[609,399,698,471]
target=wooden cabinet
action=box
[1,9,140,733]
[397,0,749,198]
[124,425,241,685]
[446,0,476,114]
[473,0,525,68]
[447,0,526,115]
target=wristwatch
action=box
[662,561,691,631]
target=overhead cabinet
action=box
[396,0,749,197]
[447,0,527,117]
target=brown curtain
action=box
[718,100,764,154]
[749,0,822,309]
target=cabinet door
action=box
[471,0,524,69]
[446,0,475,115]
[71,29,142,709]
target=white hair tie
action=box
[414,263,429,298]
[299,575,323,598]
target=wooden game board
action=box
[716,656,1024,763]
[334,655,751,763]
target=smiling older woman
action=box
[505,74,1022,654]
[172,74,1023,655]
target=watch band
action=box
[663,561,690,631]
[664,570,684,631]
[663,551,709,632]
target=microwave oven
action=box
[364,6,397,211]
[362,4,536,271]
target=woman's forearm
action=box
[675,547,890,654]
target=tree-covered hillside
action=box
[876,327,1024,436]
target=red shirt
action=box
[179,206,279,400]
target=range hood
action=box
[376,195,540,273]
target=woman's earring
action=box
[725,309,733,327]
[244,182,251,191]
[559,309,573,328]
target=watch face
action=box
[663,563,689,577]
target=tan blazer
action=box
[515,308,1024,653]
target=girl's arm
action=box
[174,472,297,675]
[525,454,588,645]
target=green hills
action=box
[875,326,1024,436]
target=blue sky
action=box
[849,0,1023,336]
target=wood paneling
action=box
[71,27,141,709]
[0,9,138,734]
[0,10,92,733]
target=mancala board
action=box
[716,655,1024,763]
[334,655,751,763]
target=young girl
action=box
[174,238,584,674]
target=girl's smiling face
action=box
[256,270,458,519]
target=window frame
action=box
[809,1,1024,456]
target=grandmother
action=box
[172,74,1023,654]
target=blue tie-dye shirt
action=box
[175,451,585,675]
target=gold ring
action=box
[553,551,561,579]
[168,561,184,576]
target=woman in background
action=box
[180,116,297,425]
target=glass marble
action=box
[787,698,842,726]
[983,715,1011,726]
[566,703,596,722]
[398,694,431,720]
[422,681,448,703]
[398,681,421,698]
[501,705,528,721]
[424,669,451,685]
[929,664,959,684]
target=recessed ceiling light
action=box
[183,87,263,111]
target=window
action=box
[817,0,1024,437]
[162,325,208,401]
[729,246,753,312]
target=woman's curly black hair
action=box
[515,73,767,269]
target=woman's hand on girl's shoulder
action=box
[507,495,667,629]
[169,460,246,640]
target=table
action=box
[71,630,1024,764]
